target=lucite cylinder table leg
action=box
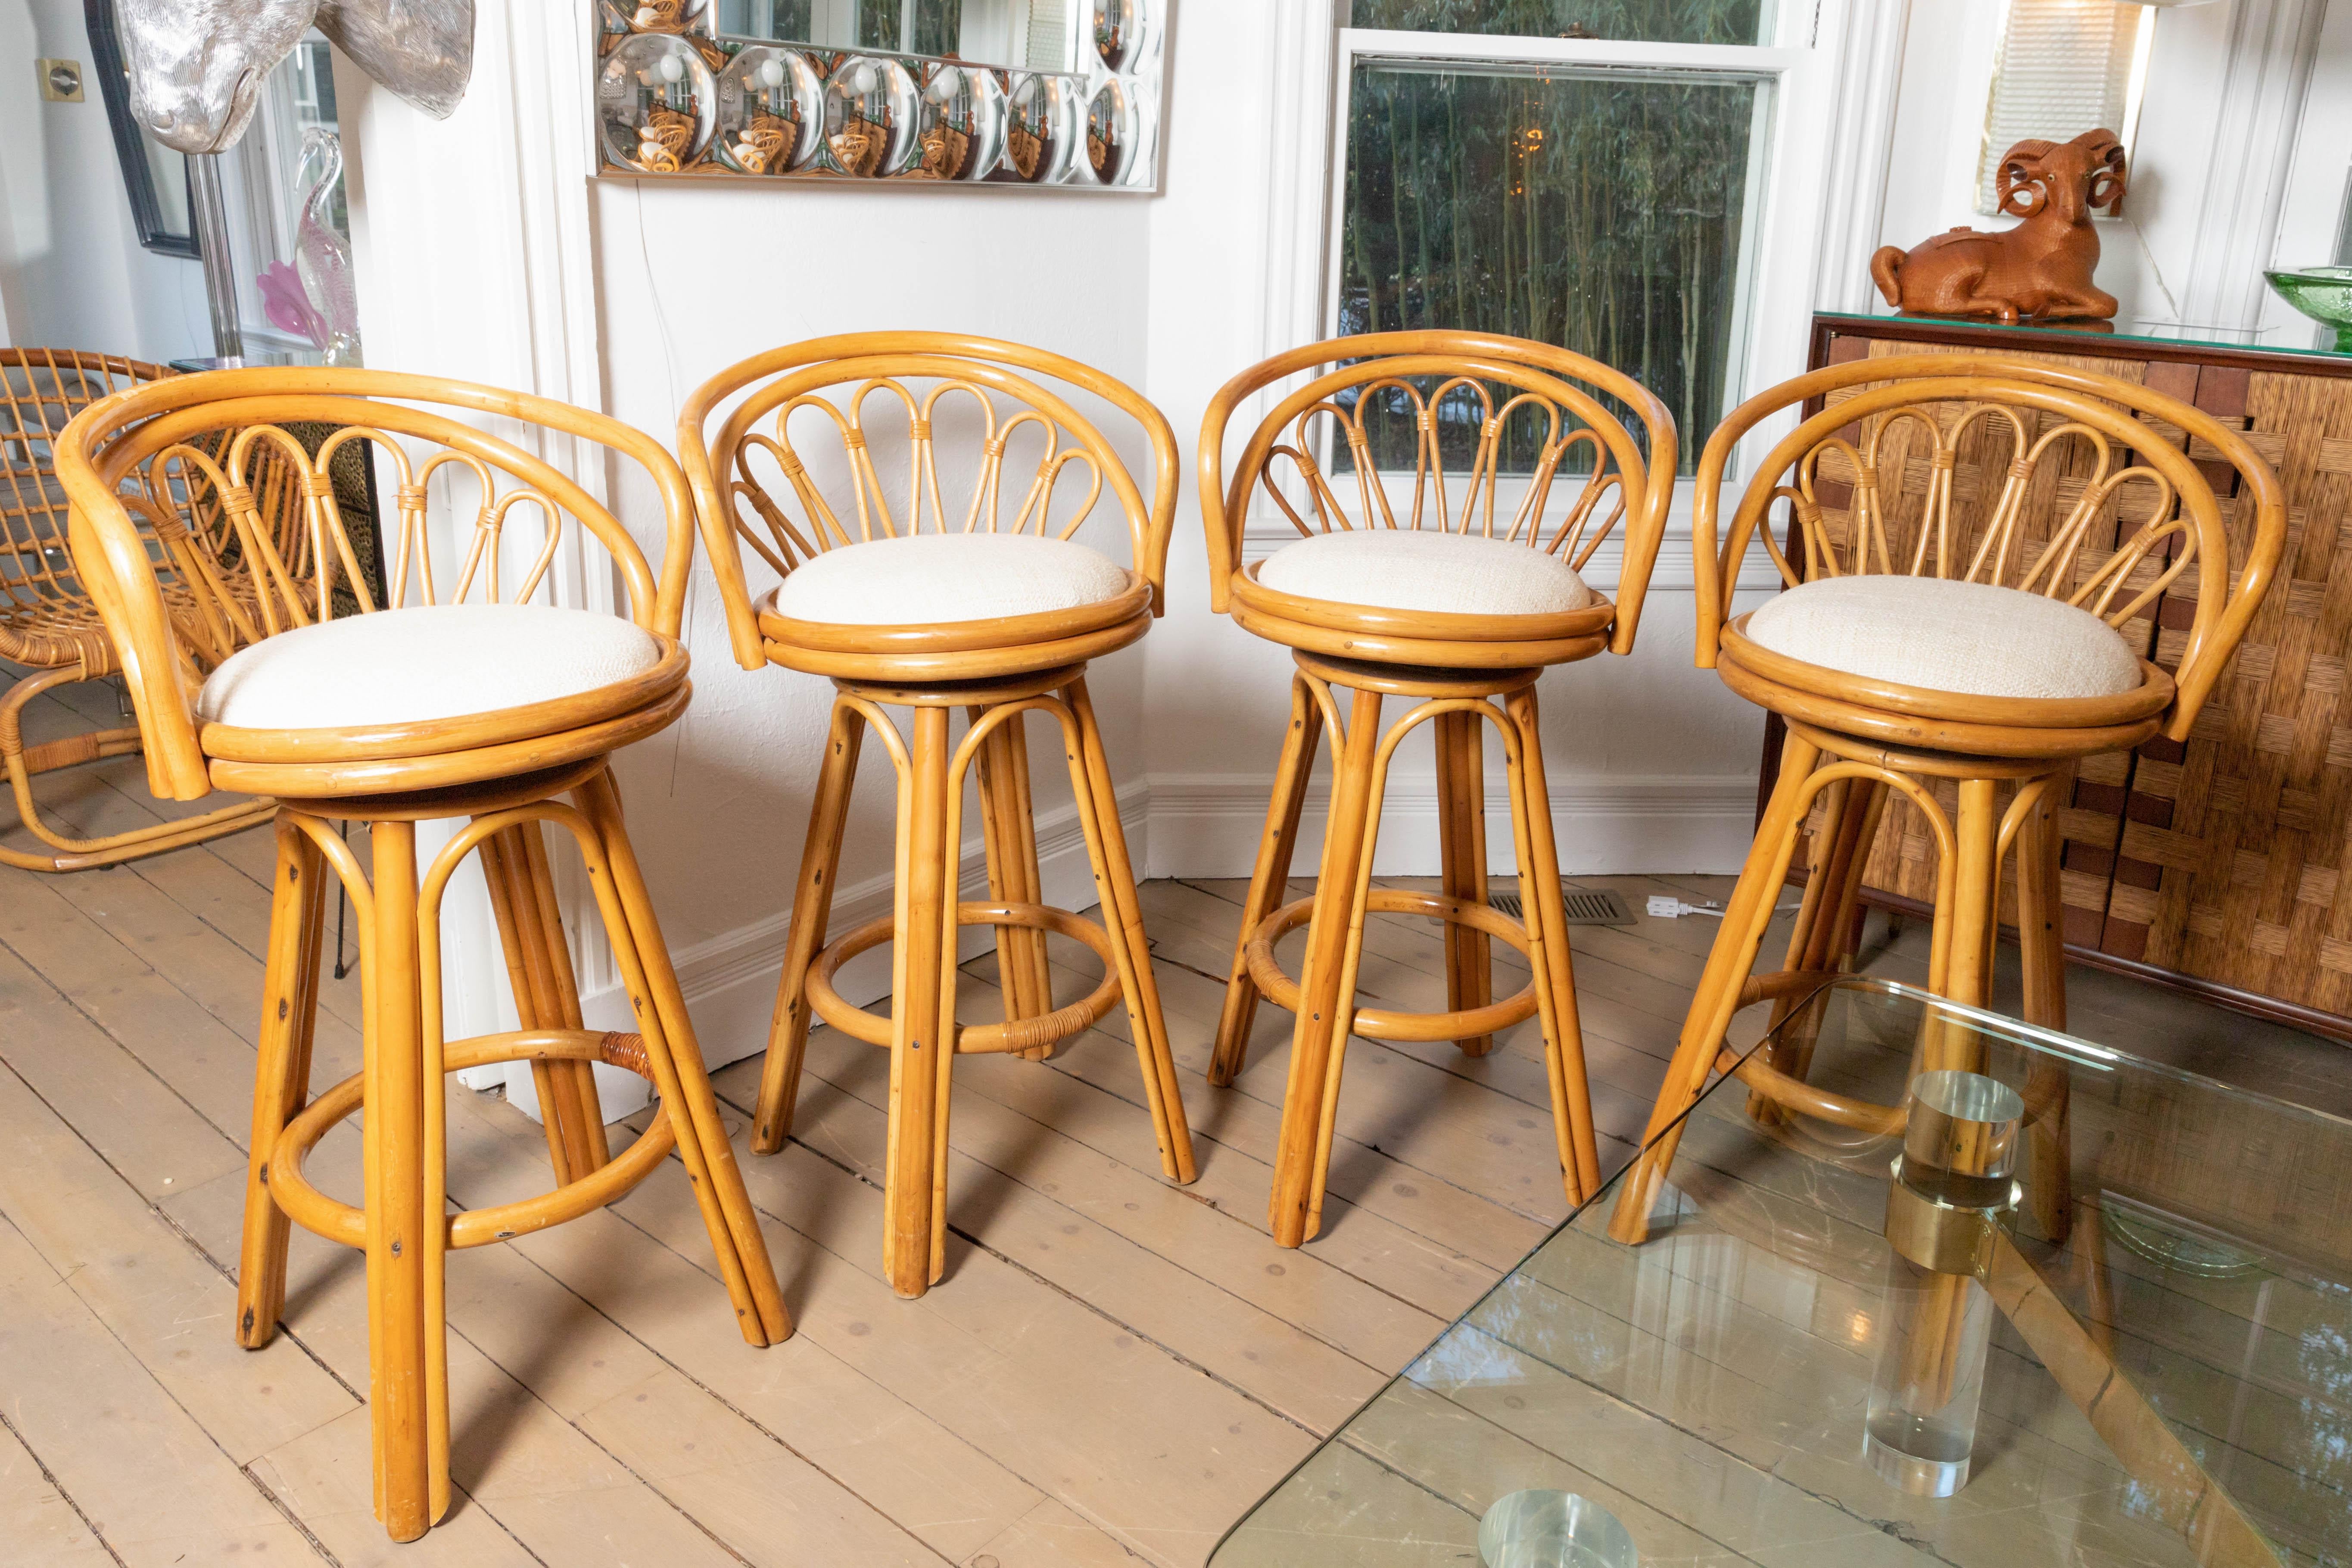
[1868,1068,2025,1497]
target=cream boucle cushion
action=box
[1742,575,2143,701]
[769,533,1131,626]
[1256,528,1597,617]
[196,603,664,730]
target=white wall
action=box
[0,0,211,358]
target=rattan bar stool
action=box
[0,349,299,869]
[61,368,788,1542]
[1197,332,1678,1247]
[1607,354,2286,1249]
[679,333,1195,1300]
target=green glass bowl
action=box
[2266,265,2352,353]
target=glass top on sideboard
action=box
[1209,976,2352,1568]
[1819,307,2352,364]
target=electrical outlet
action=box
[38,59,84,103]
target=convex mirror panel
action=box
[595,0,1160,189]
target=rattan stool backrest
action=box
[1695,353,2287,741]
[56,367,698,800]
[1197,330,1679,655]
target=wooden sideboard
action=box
[1771,311,2352,1041]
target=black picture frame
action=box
[84,0,199,259]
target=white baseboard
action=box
[514,769,1751,1124]
[1144,771,1759,880]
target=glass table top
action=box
[1817,307,2352,364]
[1209,978,2352,1568]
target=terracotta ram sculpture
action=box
[1871,129,2128,324]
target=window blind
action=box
[1976,0,2144,215]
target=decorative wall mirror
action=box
[84,0,199,258]
[592,0,1162,189]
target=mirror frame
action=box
[591,1,1163,191]
[84,0,201,258]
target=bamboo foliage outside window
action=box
[1337,0,1768,477]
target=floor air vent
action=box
[1488,886,1636,926]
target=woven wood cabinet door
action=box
[2119,368,2352,1012]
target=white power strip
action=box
[1646,895,1723,919]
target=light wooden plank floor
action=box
[2,669,2343,1567]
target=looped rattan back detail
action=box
[1256,363,1632,568]
[1199,332,1679,656]
[1766,397,2189,630]
[58,368,701,802]
[724,369,1112,580]
[1695,353,2288,743]
[679,334,1181,673]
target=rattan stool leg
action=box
[576,770,791,1344]
[754,698,865,1154]
[1269,685,1384,1247]
[1609,735,1825,1246]
[1750,776,1884,1127]
[1504,687,1601,1202]
[2016,781,2073,1243]
[1910,779,2003,1085]
[973,710,1056,1060]
[1001,714,1054,1022]
[479,824,605,1184]
[362,819,436,1541]
[1211,673,1323,1086]
[885,707,956,1297]
[237,813,325,1349]
[519,822,609,1167]
[1065,677,1196,1184]
[1435,709,1495,1058]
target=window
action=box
[1328,2,1816,476]
[858,0,961,54]
[713,0,1076,70]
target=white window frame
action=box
[1244,1,1851,600]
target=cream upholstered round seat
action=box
[1741,575,2143,701]
[1255,528,1597,617]
[196,603,666,731]
[768,533,1132,626]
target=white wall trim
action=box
[1814,0,1913,314]
[2261,0,2352,345]
[2178,0,2329,330]
[1146,770,1757,882]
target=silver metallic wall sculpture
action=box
[116,0,476,156]
[594,0,1162,191]
[109,0,474,359]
